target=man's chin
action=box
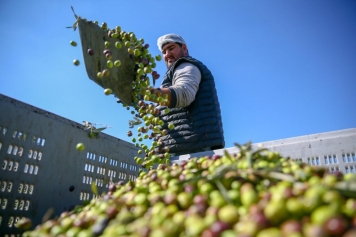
[166,62,173,69]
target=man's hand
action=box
[150,88,172,107]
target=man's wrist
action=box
[151,88,161,95]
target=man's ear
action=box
[182,44,189,56]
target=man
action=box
[151,34,224,156]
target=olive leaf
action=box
[334,181,356,198]
[41,207,55,223]
[91,181,98,195]
[66,6,80,30]
[215,179,233,205]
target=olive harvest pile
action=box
[70,17,174,168]
[19,15,356,236]
[21,143,356,236]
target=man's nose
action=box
[165,50,172,57]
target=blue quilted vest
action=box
[157,56,225,154]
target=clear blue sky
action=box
[1,1,355,149]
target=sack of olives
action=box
[77,18,136,105]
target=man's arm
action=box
[151,62,201,108]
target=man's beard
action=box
[165,50,185,69]
[166,61,174,69]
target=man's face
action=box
[162,42,187,69]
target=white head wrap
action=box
[157,34,187,51]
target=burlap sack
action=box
[78,19,135,105]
